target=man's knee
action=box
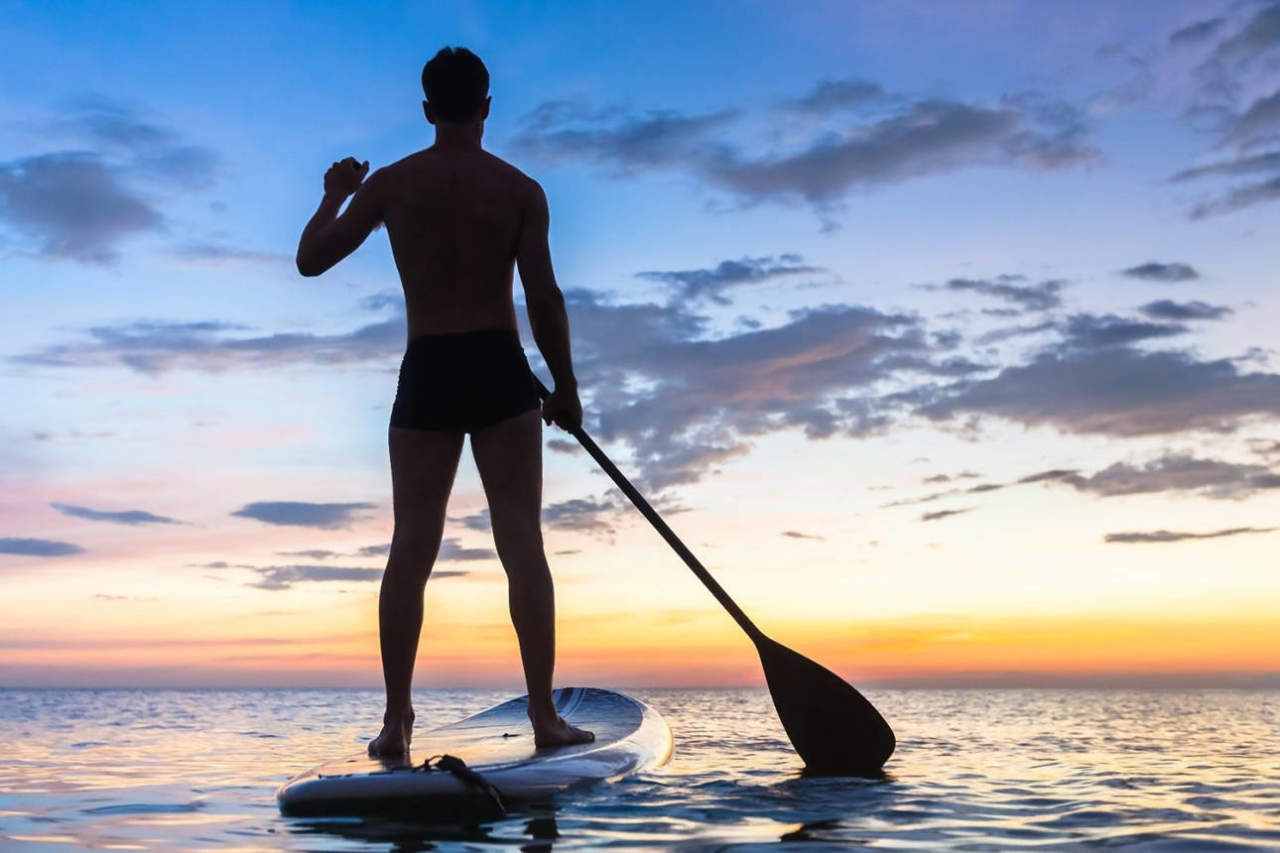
[389,525,445,565]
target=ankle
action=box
[527,703,558,725]
[383,706,414,724]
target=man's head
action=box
[421,47,490,126]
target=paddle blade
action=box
[756,635,895,775]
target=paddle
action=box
[533,377,895,775]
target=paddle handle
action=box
[533,376,763,641]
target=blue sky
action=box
[2,0,1279,686]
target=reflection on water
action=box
[1,687,1278,849]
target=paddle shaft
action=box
[533,377,763,641]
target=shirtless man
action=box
[295,46,593,754]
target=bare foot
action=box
[532,713,594,747]
[368,708,415,756]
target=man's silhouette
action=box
[296,46,593,755]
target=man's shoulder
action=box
[480,152,541,194]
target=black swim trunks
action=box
[390,328,542,433]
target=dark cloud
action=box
[50,502,179,525]
[546,439,579,454]
[437,538,497,561]
[1188,173,1280,218]
[354,543,391,558]
[780,78,888,115]
[0,98,219,265]
[509,105,738,174]
[1119,262,1200,282]
[542,496,620,536]
[636,254,824,304]
[1104,526,1276,544]
[577,299,927,488]
[169,241,290,266]
[1214,2,1280,63]
[974,320,1057,346]
[511,88,1096,220]
[1017,469,1079,484]
[1170,18,1225,45]
[277,549,338,560]
[782,530,826,540]
[13,316,406,374]
[1171,150,1280,181]
[923,276,1065,313]
[1138,299,1233,321]
[921,508,973,522]
[701,97,1095,207]
[358,291,402,312]
[449,509,491,532]
[248,564,462,591]
[1063,454,1280,499]
[231,501,376,529]
[1222,88,1280,148]
[0,537,84,557]
[914,346,1280,437]
[0,152,164,265]
[1060,314,1186,349]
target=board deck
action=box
[277,687,672,817]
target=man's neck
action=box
[431,123,483,152]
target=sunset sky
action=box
[2,0,1279,688]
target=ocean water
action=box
[1,688,1277,850]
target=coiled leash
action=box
[418,753,507,815]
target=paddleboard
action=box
[277,687,672,817]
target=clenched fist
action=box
[324,156,369,198]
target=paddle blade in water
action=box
[756,635,895,775]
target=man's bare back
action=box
[377,149,533,338]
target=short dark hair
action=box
[421,47,489,122]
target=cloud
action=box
[1171,151,1280,181]
[546,439,579,454]
[1214,2,1280,64]
[914,346,1280,437]
[277,549,338,560]
[50,502,179,525]
[13,316,406,374]
[542,496,619,535]
[780,78,889,115]
[1059,313,1186,349]
[1104,526,1276,544]
[923,276,1064,313]
[244,564,463,591]
[1188,173,1280,218]
[169,241,290,266]
[636,253,825,304]
[0,537,84,557]
[0,152,164,265]
[573,298,929,488]
[921,508,973,522]
[1062,454,1280,499]
[354,543,391,558]
[782,530,826,540]
[449,509,491,532]
[231,501,376,529]
[511,86,1097,221]
[509,104,739,174]
[1119,262,1200,282]
[0,97,219,265]
[1137,300,1233,321]
[436,538,497,561]
[1170,18,1225,45]
[1221,88,1280,148]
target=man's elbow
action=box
[296,254,323,277]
